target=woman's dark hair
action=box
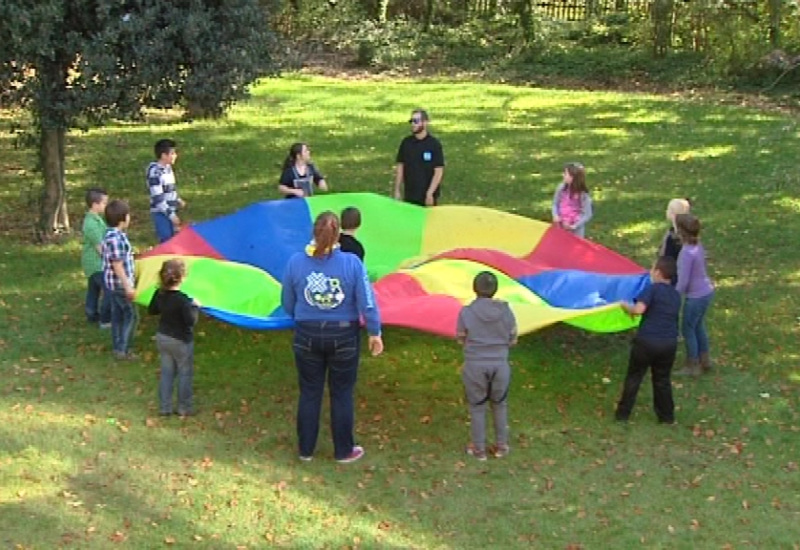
[282,142,305,171]
[675,213,701,245]
[473,271,498,298]
[104,199,130,227]
[159,259,186,288]
[312,211,340,258]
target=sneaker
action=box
[491,444,510,458]
[299,455,313,462]
[465,443,487,461]
[336,446,364,464]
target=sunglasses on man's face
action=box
[409,117,423,124]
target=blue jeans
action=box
[110,290,138,355]
[682,291,714,360]
[156,333,194,415]
[85,271,111,324]
[292,321,361,459]
[151,212,175,243]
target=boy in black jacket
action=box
[615,256,681,424]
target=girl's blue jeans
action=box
[682,291,714,360]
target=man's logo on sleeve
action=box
[304,272,345,310]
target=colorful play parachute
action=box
[135,193,649,337]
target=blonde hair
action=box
[666,198,691,223]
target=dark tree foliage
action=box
[0,0,275,238]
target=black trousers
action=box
[616,337,677,423]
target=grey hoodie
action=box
[457,297,518,366]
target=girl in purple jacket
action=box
[674,214,715,376]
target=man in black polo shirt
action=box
[393,109,445,207]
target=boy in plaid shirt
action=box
[102,199,138,360]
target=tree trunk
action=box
[585,0,597,18]
[652,0,673,57]
[377,0,389,22]
[768,0,781,48]
[38,126,70,238]
[423,0,435,31]
[516,0,535,42]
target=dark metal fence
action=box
[534,0,652,20]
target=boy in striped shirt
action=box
[147,139,185,243]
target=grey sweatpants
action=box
[156,333,194,415]
[462,362,510,451]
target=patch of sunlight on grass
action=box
[610,220,659,247]
[506,93,630,110]
[588,111,625,120]
[673,145,736,160]
[788,372,800,383]
[590,127,629,138]
[714,277,756,290]
[547,129,576,138]
[623,109,680,124]
[774,197,800,214]
[0,445,76,502]
[474,142,507,156]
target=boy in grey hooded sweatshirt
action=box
[456,271,518,461]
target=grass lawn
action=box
[1,74,799,548]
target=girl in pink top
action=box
[551,162,593,238]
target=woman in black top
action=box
[278,143,328,198]
[148,259,200,417]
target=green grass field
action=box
[1,75,799,548]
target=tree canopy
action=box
[0,0,275,237]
